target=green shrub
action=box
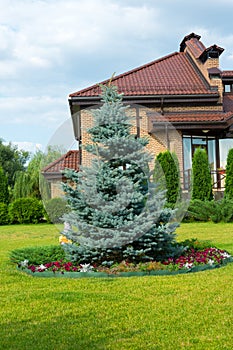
[184,198,233,223]
[209,202,223,223]
[8,198,45,224]
[10,245,65,265]
[178,238,212,250]
[154,151,180,207]
[225,148,233,199]
[192,148,213,201]
[220,198,233,223]
[44,197,70,223]
[0,202,9,225]
[186,199,213,222]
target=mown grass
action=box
[1,222,233,350]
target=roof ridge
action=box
[69,52,179,97]
[185,51,215,92]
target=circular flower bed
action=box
[17,246,233,278]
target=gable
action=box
[42,150,80,178]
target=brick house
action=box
[68,32,233,195]
[42,150,80,198]
[44,33,233,197]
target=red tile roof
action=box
[149,111,233,123]
[70,52,217,98]
[171,112,231,123]
[222,70,233,77]
[42,150,80,174]
[223,94,233,112]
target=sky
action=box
[1,0,233,156]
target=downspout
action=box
[166,124,170,150]
[136,106,140,138]
[161,97,170,150]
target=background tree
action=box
[0,139,29,188]
[13,147,64,200]
[192,148,213,201]
[62,85,183,265]
[0,166,9,204]
[12,171,30,200]
[224,148,233,199]
[13,151,43,200]
[40,145,66,168]
[154,150,180,207]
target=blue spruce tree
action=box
[61,84,183,265]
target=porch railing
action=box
[182,169,226,191]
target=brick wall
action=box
[51,181,63,198]
[81,109,95,167]
[80,105,183,177]
[141,108,183,175]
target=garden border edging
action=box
[17,258,233,278]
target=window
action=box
[224,84,232,93]
[219,139,233,168]
[182,135,216,189]
[183,136,233,190]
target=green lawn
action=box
[1,223,233,350]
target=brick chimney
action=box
[180,33,224,102]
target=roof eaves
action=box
[41,153,68,172]
[70,93,219,105]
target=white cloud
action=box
[0,0,160,74]
[3,140,43,155]
[1,0,233,149]
[0,94,68,143]
[12,141,43,154]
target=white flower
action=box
[208,259,215,266]
[222,252,231,259]
[20,259,29,267]
[38,264,47,271]
[63,221,72,233]
[184,262,193,269]
[79,263,93,272]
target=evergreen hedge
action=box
[225,148,233,199]
[191,148,213,201]
[154,151,180,207]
